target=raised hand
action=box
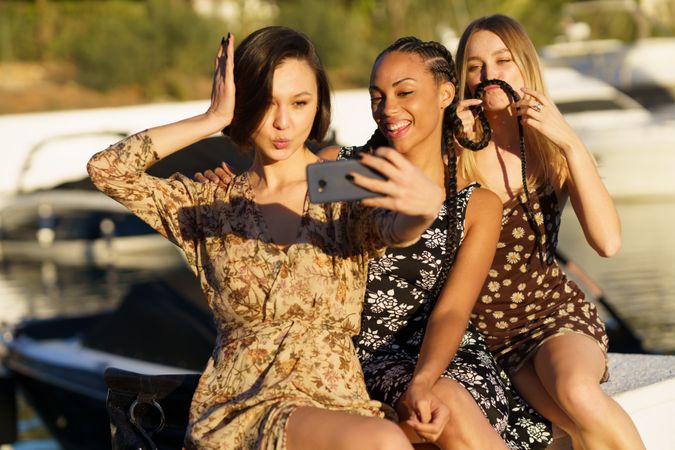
[351,147,443,220]
[206,33,236,130]
[454,98,483,145]
[516,87,582,153]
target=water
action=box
[0,262,178,449]
[1,198,674,449]
[558,197,675,354]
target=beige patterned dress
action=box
[471,184,609,379]
[88,133,408,449]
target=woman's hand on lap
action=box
[402,383,449,443]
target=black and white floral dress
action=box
[339,147,553,449]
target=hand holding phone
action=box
[306,159,386,203]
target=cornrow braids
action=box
[365,36,465,299]
[473,78,545,264]
[391,40,490,152]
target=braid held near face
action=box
[352,35,554,450]
[453,15,644,450]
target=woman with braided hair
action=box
[195,35,553,449]
[454,14,645,449]
[320,36,551,450]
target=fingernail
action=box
[345,174,354,181]
[227,32,231,40]
[221,36,226,45]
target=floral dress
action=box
[471,184,609,379]
[88,134,411,450]
[339,148,552,449]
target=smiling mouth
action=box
[383,121,411,139]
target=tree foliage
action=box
[0,0,671,103]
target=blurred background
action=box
[0,1,674,449]
[1,0,675,112]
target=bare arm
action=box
[518,87,621,257]
[409,188,502,387]
[564,144,621,257]
[316,145,341,161]
[355,147,444,246]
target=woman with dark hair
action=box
[333,37,552,450]
[87,26,445,450]
[197,34,553,450]
[453,14,645,449]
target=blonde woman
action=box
[454,14,645,450]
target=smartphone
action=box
[306,159,386,203]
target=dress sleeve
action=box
[346,202,420,259]
[87,131,216,266]
[338,146,420,254]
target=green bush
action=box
[2,0,643,101]
[1,0,225,96]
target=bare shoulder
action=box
[317,145,340,161]
[466,187,502,224]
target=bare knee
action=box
[432,378,472,416]
[364,420,412,450]
[555,378,607,421]
[433,379,507,450]
[432,381,472,439]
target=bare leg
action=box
[396,378,508,450]
[286,406,413,450]
[512,360,585,450]
[530,333,645,450]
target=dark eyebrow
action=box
[369,77,417,91]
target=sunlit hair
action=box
[361,36,464,297]
[223,26,331,149]
[455,14,569,190]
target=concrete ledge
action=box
[546,353,675,450]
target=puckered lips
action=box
[272,138,291,150]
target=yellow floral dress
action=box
[88,133,408,449]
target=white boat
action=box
[0,188,185,270]
[542,65,675,199]
[0,114,249,270]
